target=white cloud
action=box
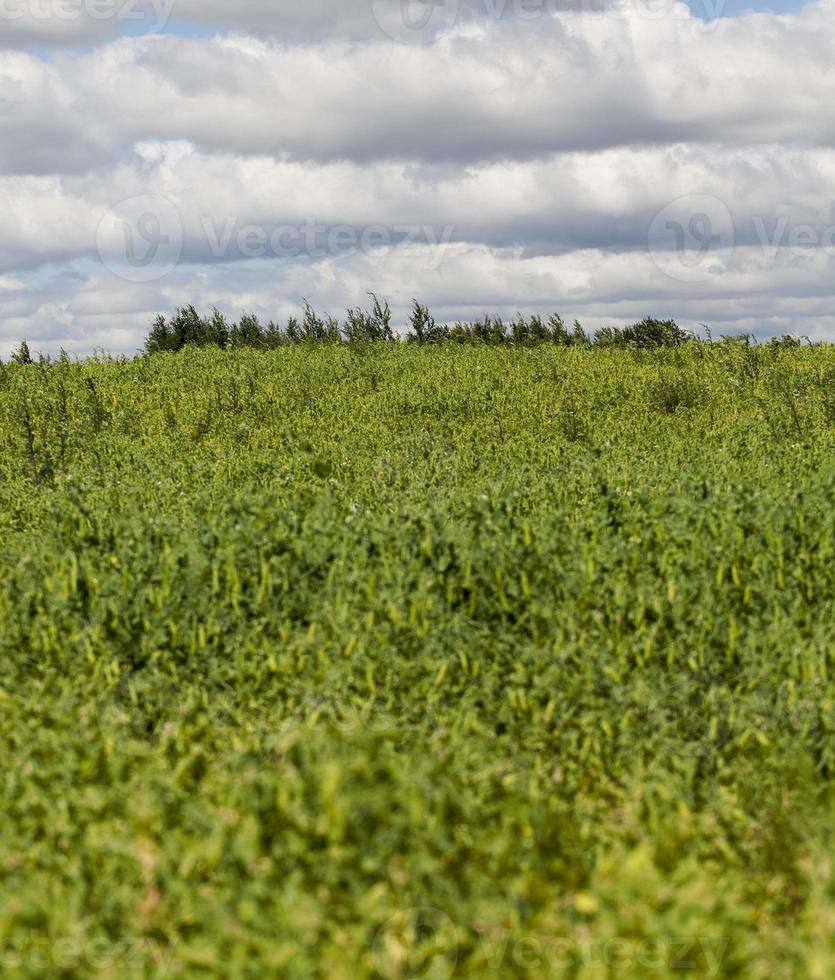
[2,0,835,351]
[5,141,835,265]
[4,5,835,176]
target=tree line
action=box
[5,296,809,365]
[143,294,694,353]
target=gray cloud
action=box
[5,142,835,267]
[3,8,835,177]
[0,0,659,47]
[3,0,835,352]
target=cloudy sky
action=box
[1,0,833,355]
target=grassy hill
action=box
[1,341,834,977]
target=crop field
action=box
[2,339,835,978]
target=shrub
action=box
[820,365,835,425]
[142,301,821,357]
[597,318,690,349]
[649,373,704,413]
[407,300,448,344]
[10,340,34,365]
[344,293,394,343]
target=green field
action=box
[1,340,835,978]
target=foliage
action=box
[1,343,835,977]
[597,317,691,349]
[9,339,34,365]
[139,299,698,355]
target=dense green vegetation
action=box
[1,338,835,978]
[140,298,690,354]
